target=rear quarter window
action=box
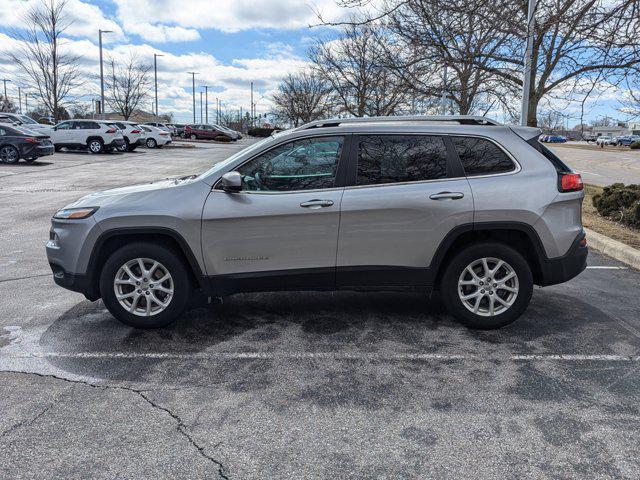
[452,137,515,176]
[526,137,571,173]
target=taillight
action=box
[579,236,587,247]
[24,137,38,143]
[559,173,583,192]
[106,128,116,133]
[159,132,169,136]
[131,129,141,134]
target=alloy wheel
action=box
[0,146,19,163]
[113,258,174,317]
[89,140,102,153]
[457,257,519,317]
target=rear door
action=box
[336,134,474,287]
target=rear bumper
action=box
[106,138,125,148]
[538,231,588,286]
[21,144,54,158]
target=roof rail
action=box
[296,115,501,130]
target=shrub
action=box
[214,135,232,142]
[248,127,278,137]
[630,140,640,150]
[593,183,640,229]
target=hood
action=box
[64,175,199,209]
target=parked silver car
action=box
[46,116,587,329]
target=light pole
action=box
[18,86,21,114]
[1,79,10,99]
[441,66,448,115]
[187,72,198,123]
[250,81,254,127]
[99,29,113,119]
[216,97,219,124]
[200,91,203,122]
[203,86,209,123]
[520,0,537,126]
[153,53,164,118]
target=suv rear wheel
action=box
[87,138,104,154]
[99,243,191,328]
[440,242,533,329]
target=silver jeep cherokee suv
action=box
[46,116,587,329]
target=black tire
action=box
[190,134,197,140]
[440,242,533,330]
[0,145,20,164]
[146,138,157,148]
[87,138,104,154]
[99,243,191,328]
[54,145,62,152]
[24,157,37,163]
[117,139,129,152]
[127,144,137,152]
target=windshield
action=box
[197,137,274,182]
[18,115,38,124]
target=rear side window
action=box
[452,137,515,176]
[526,137,571,173]
[356,135,448,186]
[80,122,100,130]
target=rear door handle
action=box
[300,199,334,209]
[429,191,464,200]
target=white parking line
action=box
[1,351,637,362]
[586,266,629,270]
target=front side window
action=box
[56,122,71,130]
[356,135,448,186]
[452,137,515,176]
[237,136,343,192]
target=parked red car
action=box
[184,124,231,140]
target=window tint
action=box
[78,122,100,130]
[356,135,448,186]
[237,136,343,192]
[56,122,71,130]
[452,137,514,176]
[526,137,570,173]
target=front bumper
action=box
[538,231,588,286]
[49,263,98,300]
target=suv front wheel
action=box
[99,243,191,328]
[440,242,533,329]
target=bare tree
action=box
[311,22,409,117]
[321,0,640,126]
[9,0,82,122]
[0,95,17,113]
[104,54,151,120]
[272,71,332,126]
[384,0,516,115]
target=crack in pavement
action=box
[0,394,64,439]
[0,370,229,479]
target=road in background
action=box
[549,143,640,186]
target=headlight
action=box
[53,207,99,220]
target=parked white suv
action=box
[48,120,125,153]
[107,121,144,152]
[595,136,612,146]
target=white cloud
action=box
[126,23,200,43]
[113,0,355,34]
[0,0,125,41]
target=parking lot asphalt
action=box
[1,141,640,479]
[549,143,640,186]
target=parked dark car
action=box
[173,124,186,137]
[546,135,567,143]
[0,124,54,163]
[184,124,232,140]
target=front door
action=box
[51,121,74,145]
[201,135,348,292]
[336,134,474,287]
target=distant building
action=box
[629,122,640,135]
[592,125,629,137]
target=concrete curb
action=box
[585,227,640,270]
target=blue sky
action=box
[0,0,631,125]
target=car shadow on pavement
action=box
[1,161,53,167]
[37,289,640,385]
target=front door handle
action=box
[300,199,334,209]
[429,191,464,200]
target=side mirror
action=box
[220,171,242,192]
